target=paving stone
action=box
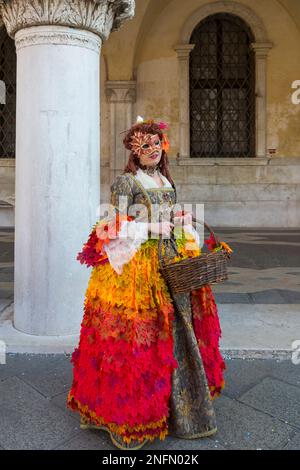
[0,376,79,449]
[239,377,300,429]
[0,353,68,382]
[277,289,300,303]
[54,429,114,450]
[262,234,300,243]
[0,299,11,312]
[282,432,300,450]
[148,435,225,450]
[222,359,300,399]
[0,289,13,299]
[222,358,274,399]
[212,394,294,449]
[0,268,14,282]
[17,354,73,398]
[214,293,251,304]
[229,243,280,269]
[0,246,14,264]
[50,390,81,423]
[221,281,244,286]
[249,290,287,304]
[267,360,300,388]
[224,238,300,269]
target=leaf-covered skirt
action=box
[66,236,226,445]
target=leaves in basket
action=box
[204,233,233,254]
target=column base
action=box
[0,303,79,354]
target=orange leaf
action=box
[220,241,233,253]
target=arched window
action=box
[189,13,255,158]
[0,27,16,158]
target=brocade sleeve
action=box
[99,174,149,274]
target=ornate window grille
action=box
[189,13,255,158]
[0,27,16,158]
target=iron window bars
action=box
[0,27,16,159]
[189,13,255,158]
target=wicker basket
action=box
[158,217,231,294]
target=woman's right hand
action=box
[148,221,174,236]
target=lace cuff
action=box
[182,223,200,248]
[103,220,149,274]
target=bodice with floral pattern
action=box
[110,171,177,223]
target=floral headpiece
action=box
[121,115,170,153]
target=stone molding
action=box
[0,0,135,41]
[105,80,136,178]
[105,80,136,103]
[14,26,102,52]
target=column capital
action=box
[105,80,136,103]
[174,44,195,59]
[250,42,273,57]
[0,0,135,41]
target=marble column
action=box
[0,0,135,336]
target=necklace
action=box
[138,163,159,176]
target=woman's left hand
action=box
[173,210,193,226]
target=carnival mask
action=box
[130,132,162,158]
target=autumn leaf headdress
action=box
[121,115,170,153]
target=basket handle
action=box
[158,213,223,264]
[192,217,233,259]
[158,210,181,265]
[191,217,221,248]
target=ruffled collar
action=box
[135,168,172,189]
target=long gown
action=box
[66,169,226,445]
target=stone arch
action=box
[179,1,270,44]
[175,1,272,159]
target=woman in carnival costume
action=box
[66,116,231,450]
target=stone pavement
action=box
[0,353,299,450]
